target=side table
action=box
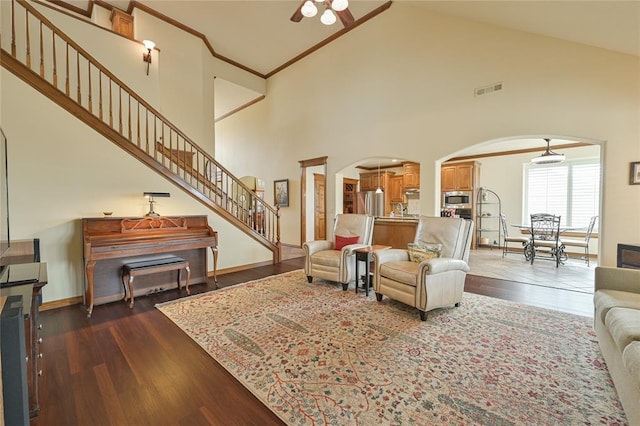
[354,245,390,296]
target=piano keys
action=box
[82,215,217,317]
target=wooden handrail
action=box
[2,0,281,260]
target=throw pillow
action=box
[335,235,360,250]
[408,242,443,263]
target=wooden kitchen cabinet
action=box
[360,171,394,192]
[441,161,476,191]
[343,178,358,213]
[402,162,420,189]
[389,176,404,203]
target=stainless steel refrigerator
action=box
[357,190,385,217]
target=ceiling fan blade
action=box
[290,0,305,22]
[336,7,355,27]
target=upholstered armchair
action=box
[372,216,474,321]
[303,214,375,290]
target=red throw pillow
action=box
[335,235,360,250]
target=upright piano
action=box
[82,215,217,317]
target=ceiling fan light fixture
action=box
[320,9,337,25]
[531,138,566,164]
[301,0,317,17]
[331,0,349,12]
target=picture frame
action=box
[274,179,289,207]
[631,162,640,185]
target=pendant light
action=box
[375,161,383,193]
[531,138,565,164]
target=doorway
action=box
[314,174,326,240]
[299,156,327,245]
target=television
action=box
[0,127,10,279]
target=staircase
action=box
[1,0,281,262]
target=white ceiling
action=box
[52,1,638,154]
[61,0,639,77]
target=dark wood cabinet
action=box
[1,239,47,419]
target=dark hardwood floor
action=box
[31,257,593,425]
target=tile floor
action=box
[284,244,596,294]
[468,247,595,293]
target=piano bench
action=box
[122,256,190,308]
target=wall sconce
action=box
[142,39,155,76]
[143,191,170,216]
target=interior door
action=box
[314,173,326,240]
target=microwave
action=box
[442,191,472,209]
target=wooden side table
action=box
[354,245,390,296]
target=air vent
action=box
[475,82,503,97]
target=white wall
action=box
[215,3,640,267]
[1,2,272,304]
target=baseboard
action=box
[41,296,83,311]
[210,260,274,276]
[41,260,290,311]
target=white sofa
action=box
[593,266,640,425]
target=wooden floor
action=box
[31,257,593,425]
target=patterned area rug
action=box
[156,270,626,425]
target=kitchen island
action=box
[372,216,419,249]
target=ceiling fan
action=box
[291,0,355,27]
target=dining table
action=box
[510,223,586,264]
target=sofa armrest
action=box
[303,240,334,256]
[420,258,470,275]
[595,266,640,294]
[342,243,369,256]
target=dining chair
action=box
[562,216,598,266]
[499,214,529,257]
[527,213,565,267]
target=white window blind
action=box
[524,159,599,228]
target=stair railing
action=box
[1,0,281,260]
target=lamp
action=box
[320,9,337,25]
[301,0,317,17]
[142,39,155,76]
[531,138,565,164]
[143,192,170,217]
[375,161,383,194]
[303,0,348,25]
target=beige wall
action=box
[216,3,640,266]
[1,2,639,304]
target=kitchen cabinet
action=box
[343,178,357,213]
[359,171,394,192]
[402,162,420,189]
[389,176,404,203]
[373,218,419,249]
[441,161,477,191]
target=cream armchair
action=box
[372,216,474,321]
[303,214,375,290]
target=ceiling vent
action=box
[475,82,503,97]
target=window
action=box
[524,159,600,228]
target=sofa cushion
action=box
[311,250,341,268]
[380,261,419,287]
[594,289,640,324]
[604,307,640,353]
[622,341,640,386]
